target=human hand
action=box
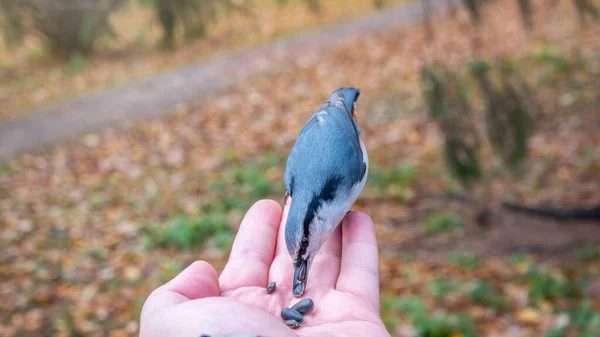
[140,199,390,337]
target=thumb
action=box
[141,260,220,320]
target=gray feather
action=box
[284,106,364,198]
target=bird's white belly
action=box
[356,137,369,193]
[319,137,368,236]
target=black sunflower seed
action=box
[284,319,301,329]
[281,308,303,322]
[291,298,314,315]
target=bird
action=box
[283,87,368,297]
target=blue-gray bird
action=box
[284,87,368,297]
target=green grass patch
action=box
[209,150,284,200]
[0,162,13,174]
[569,300,600,335]
[145,213,232,251]
[145,152,285,251]
[133,32,149,48]
[26,46,48,63]
[64,53,87,75]
[428,278,508,310]
[89,246,109,260]
[384,296,477,337]
[447,251,483,271]
[381,295,426,332]
[368,164,418,196]
[579,146,598,174]
[507,252,530,264]
[574,244,598,261]
[524,267,581,303]
[425,211,464,234]
[412,314,476,337]
[466,281,508,309]
[428,278,459,300]
[545,327,566,337]
[224,164,275,198]
[531,45,570,73]
[546,301,600,337]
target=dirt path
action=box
[0,0,446,161]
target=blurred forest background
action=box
[0,0,599,336]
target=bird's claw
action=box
[293,282,306,297]
[293,260,308,297]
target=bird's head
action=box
[328,87,361,121]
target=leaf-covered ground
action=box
[0,0,404,121]
[1,0,600,336]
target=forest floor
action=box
[1,0,600,336]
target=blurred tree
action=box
[572,0,599,25]
[443,72,482,189]
[156,0,176,49]
[0,0,124,56]
[274,0,321,13]
[419,0,598,220]
[0,0,25,48]
[422,0,435,41]
[447,0,458,18]
[499,59,543,120]
[373,0,386,9]
[517,0,534,29]
[305,0,321,13]
[421,65,482,188]
[462,0,481,24]
[151,0,253,48]
[470,59,532,173]
[306,0,321,13]
[421,65,446,120]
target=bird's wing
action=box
[285,107,366,197]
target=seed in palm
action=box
[266,282,276,294]
[281,308,304,322]
[284,319,301,329]
[291,298,314,315]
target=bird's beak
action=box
[293,259,308,297]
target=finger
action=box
[141,261,219,320]
[307,223,342,289]
[268,199,294,286]
[275,196,292,257]
[219,199,282,293]
[336,211,380,312]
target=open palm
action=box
[140,199,390,337]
